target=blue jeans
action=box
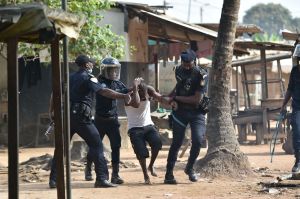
[50,112,109,182]
[292,111,300,152]
[166,109,206,171]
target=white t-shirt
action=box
[125,100,154,130]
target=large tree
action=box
[243,3,300,37]
[196,0,251,177]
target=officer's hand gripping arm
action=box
[98,88,132,104]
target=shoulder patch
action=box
[90,77,98,83]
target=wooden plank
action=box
[51,38,66,199]
[261,98,284,108]
[241,66,250,108]
[260,49,268,100]
[233,114,262,124]
[128,16,148,63]
[7,37,19,199]
[277,59,285,97]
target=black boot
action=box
[94,180,117,188]
[292,151,300,173]
[85,160,93,181]
[49,179,56,189]
[111,163,124,184]
[184,161,198,182]
[164,169,177,184]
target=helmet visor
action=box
[104,67,120,80]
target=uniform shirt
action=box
[175,65,205,97]
[287,66,300,111]
[124,100,154,130]
[70,69,103,107]
[95,76,128,117]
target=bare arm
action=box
[126,79,141,108]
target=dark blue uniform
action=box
[50,69,109,182]
[92,76,128,165]
[288,66,300,151]
[166,65,207,173]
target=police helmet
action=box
[75,54,95,67]
[100,57,121,80]
[293,44,300,58]
[180,50,196,63]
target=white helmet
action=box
[100,57,121,80]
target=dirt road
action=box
[0,143,298,199]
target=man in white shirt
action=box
[125,79,168,184]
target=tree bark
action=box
[196,0,251,177]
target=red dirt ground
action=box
[0,142,298,199]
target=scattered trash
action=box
[164,193,173,197]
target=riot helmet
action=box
[293,44,300,58]
[100,57,121,80]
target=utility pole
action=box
[200,6,203,23]
[187,0,191,22]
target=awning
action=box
[234,41,294,51]
[197,23,263,37]
[281,31,300,41]
[0,3,85,43]
[141,10,217,41]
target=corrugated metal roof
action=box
[141,10,217,39]
[281,31,300,41]
[234,41,294,51]
[0,3,85,43]
[197,23,263,36]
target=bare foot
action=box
[148,166,158,177]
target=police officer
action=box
[84,57,128,184]
[49,54,131,188]
[281,43,300,173]
[164,50,208,184]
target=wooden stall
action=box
[232,41,294,144]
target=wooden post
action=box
[236,66,239,111]
[277,59,285,97]
[241,66,250,109]
[51,37,66,199]
[154,40,159,109]
[62,1,71,198]
[260,48,268,140]
[7,37,19,199]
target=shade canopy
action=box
[0,3,85,43]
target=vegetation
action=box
[0,0,126,63]
[243,3,300,41]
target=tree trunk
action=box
[196,0,251,177]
